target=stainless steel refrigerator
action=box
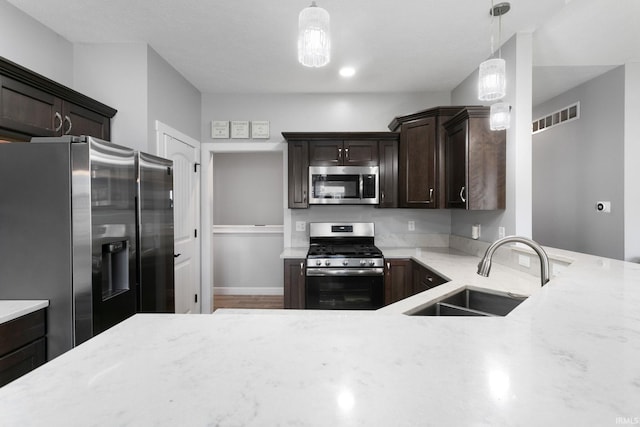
[0,136,137,360]
[135,152,175,313]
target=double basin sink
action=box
[409,288,527,317]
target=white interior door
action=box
[157,123,201,314]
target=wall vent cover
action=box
[532,102,580,134]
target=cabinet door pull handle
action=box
[300,261,305,276]
[303,190,307,203]
[426,276,433,282]
[381,191,385,201]
[63,115,72,135]
[338,147,342,160]
[428,188,434,203]
[386,262,390,269]
[54,112,63,132]
[345,147,349,159]
[459,186,466,203]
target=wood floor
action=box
[213,295,284,311]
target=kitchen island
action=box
[1,247,639,426]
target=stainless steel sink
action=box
[408,289,527,317]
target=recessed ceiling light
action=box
[339,67,356,78]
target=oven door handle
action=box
[306,268,384,277]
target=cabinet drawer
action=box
[0,337,46,387]
[0,309,46,356]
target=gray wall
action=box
[213,152,283,225]
[0,0,73,86]
[147,46,201,149]
[533,66,625,259]
[201,92,451,143]
[73,43,149,151]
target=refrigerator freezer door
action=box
[84,137,137,336]
[136,152,175,313]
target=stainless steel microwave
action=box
[308,166,379,205]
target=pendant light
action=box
[298,1,330,68]
[478,2,510,101]
[490,102,511,130]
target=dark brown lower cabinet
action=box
[384,258,449,306]
[412,262,448,294]
[384,259,413,305]
[0,308,46,387]
[284,259,306,309]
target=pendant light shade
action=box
[478,58,506,101]
[298,1,330,68]
[490,102,511,131]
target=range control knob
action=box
[325,260,331,266]
[360,259,366,266]
[343,260,349,266]
[316,260,321,266]
[368,260,376,266]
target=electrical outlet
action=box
[408,221,415,231]
[295,221,306,232]
[518,255,531,268]
[498,226,506,239]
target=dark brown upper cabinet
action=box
[282,132,398,209]
[287,140,309,208]
[308,139,378,166]
[378,138,399,208]
[0,56,115,141]
[443,106,506,210]
[389,106,464,208]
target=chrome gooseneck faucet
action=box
[477,236,551,286]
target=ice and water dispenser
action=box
[101,240,130,300]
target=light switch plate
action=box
[408,221,415,231]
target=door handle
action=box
[54,112,63,132]
[63,115,72,135]
[459,186,466,203]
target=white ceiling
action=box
[6,0,640,105]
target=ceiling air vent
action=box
[532,102,580,134]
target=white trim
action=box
[213,225,284,234]
[154,120,205,313]
[214,287,283,296]
[201,141,288,313]
[155,120,201,153]
[204,142,284,153]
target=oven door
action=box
[306,267,384,310]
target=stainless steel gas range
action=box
[305,222,384,310]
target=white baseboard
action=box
[214,287,283,296]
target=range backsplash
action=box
[290,206,452,248]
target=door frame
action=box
[155,120,202,313]
[200,141,285,313]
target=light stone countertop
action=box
[1,247,639,425]
[0,300,49,325]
